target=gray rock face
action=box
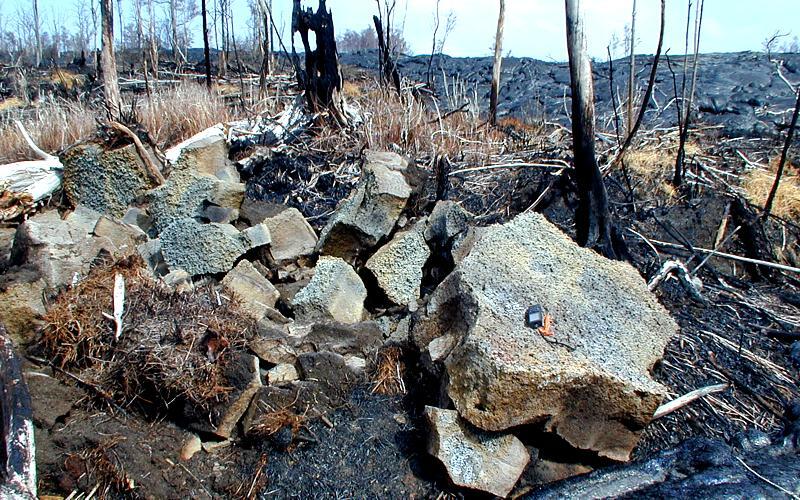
[365,226,430,306]
[62,143,156,218]
[92,216,147,257]
[292,257,366,324]
[424,201,472,245]
[425,406,529,497]
[222,260,280,320]
[159,218,247,275]
[262,207,318,262]
[11,206,113,288]
[146,169,244,233]
[165,125,240,182]
[413,213,678,462]
[317,153,411,260]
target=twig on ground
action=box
[653,383,729,419]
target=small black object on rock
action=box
[525,305,544,329]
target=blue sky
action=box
[1,0,798,60]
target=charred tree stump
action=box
[1,328,36,500]
[373,16,401,94]
[292,0,348,126]
[565,0,616,258]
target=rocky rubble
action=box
[2,128,687,498]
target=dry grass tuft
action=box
[0,97,97,162]
[65,436,135,497]
[743,158,800,219]
[370,346,406,395]
[137,81,232,149]
[249,407,306,441]
[40,254,255,411]
[623,141,703,198]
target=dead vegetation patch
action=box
[64,435,136,498]
[39,255,256,415]
[370,346,406,395]
[743,158,800,220]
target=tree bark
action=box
[33,0,42,67]
[373,15,401,94]
[100,0,121,120]
[626,0,637,133]
[202,0,212,88]
[565,0,615,257]
[292,0,347,125]
[489,0,505,126]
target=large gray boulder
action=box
[292,257,366,324]
[316,153,411,260]
[365,225,430,306]
[62,143,156,218]
[146,169,244,233]
[159,218,249,275]
[425,406,529,497]
[413,213,678,462]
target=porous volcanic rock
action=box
[365,225,430,306]
[425,406,529,497]
[62,143,155,218]
[159,218,248,276]
[413,212,678,461]
[316,153,411,260]
[292,257,366,324]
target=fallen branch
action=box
[653,383,729,420]
[648,259,705,302]
[109,122,165,185]
[0,121,63,203]
[647,238,800,274]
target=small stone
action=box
[93,216,147,256]
[162,269,193,293]
[345,356,367,376]
[137,239,168,276]
[180,435,202,461]
[122,207,153,233]
[267,363,299,385]
[202,205,239,224]
[425,406,529,497]
[222,260,280,320]
[365,225,430,306]
[241,223,272,250]
[292,257,366,324]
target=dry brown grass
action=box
[743,158,800,219]
[0,97,96,163]
[623,141,703,198]
[370,346,406,395]
[65,436,135,497]
[137,81,232,148]
[40,255,255,411]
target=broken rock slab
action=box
[262,207,318,262]
[146,168,244,233]
[159,218,251,276]
[365,224,430,306]
[164,124,240,182]
[425,406,529,498]
[0,269,46,346]
[413,213,678,462]
[222,260,280,320]
[62,143,157,218]
[316,152,411,260]
[292,257,366,324]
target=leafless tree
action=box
[626,0,637,133]
[489,0,505,126]
[100,0,121,119]
[202,0,212,87]
[673,0,704,187]
[32,0,41,66]
[565,0,615,257]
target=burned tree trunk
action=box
[201,0,212,88]
[292,0,347,126]
[489,0,505,126]
[100,0,121,120]
[565,0,615,257]
[373,16,401,94]
[1,329,36,500]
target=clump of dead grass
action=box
[137,81,232,149]
[622,140,703,198]
[40,255,255,412]
[0,96,97,163]
[742,158,800,219]
[65,436,135,497]
[249,406,307,441]
[370,346,406,395]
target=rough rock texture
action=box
[365,226,430,306]
[62,143,155,218]
[241,222,272,250]
[268,364,299,385]
[146,169,245,233]
[317,154,411,260]
[424,201,472,245]
[10,207,113,288]
[262,207,318,262]
[292,257,366,324]
[159,218,247,275]
[92,216,147,256]
[413,213,678,461]
[298,351,361,388]
[222,260,280,320]
[165,124,239,182]
[425,406,529,497]
[0,270,46,345]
